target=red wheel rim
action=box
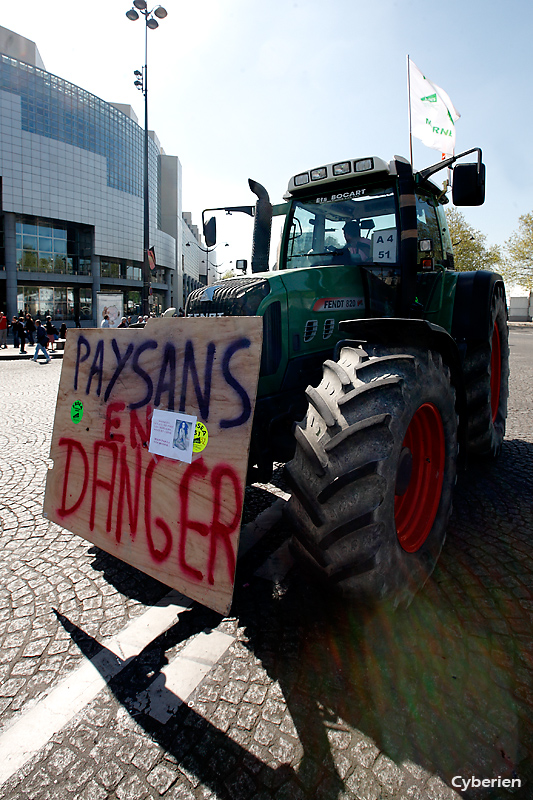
[395,403,445,553]
[490,323,502,422]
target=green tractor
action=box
[186,149,509,606]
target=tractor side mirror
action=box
[452,162,486,206]
[203,216,217,247]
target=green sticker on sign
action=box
[193,421,208,453]
[71,400,84,424]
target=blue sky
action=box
[2,0,530,276]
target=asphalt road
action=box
[0,327,531,800]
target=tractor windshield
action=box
[283,185,398,271]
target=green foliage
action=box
[445,208,503,273]
[505,212,533,292]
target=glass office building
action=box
[0,26,204,324]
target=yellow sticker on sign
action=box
[193,421,209,453]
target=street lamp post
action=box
[126,1,167,316]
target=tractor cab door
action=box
[278,185,402,347]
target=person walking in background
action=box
[45,315,58,350]
[0,312,7,348]
[59,322,67,340]
[100,314,110,328]
[16,316,26,354]
[25,314,36,346]
[11,315,19,349]
[33,319,51,364]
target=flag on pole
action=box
[147,246,156,271]
[408,58,460,158]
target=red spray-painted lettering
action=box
[56,408,242,586]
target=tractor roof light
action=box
[294,172,310,186]
[355,158,374,172]
[311,167,327,181]
[333,161,351,176]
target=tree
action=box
[505,212,533,292]
[445,208,503,273]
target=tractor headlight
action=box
[294,172,310,186]
[311,167,327,181]
[333,161,351,176]
[355,158,374,172]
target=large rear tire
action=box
[285,345,458,607]
[462,285,509,457]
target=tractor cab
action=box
[280,159,402,316]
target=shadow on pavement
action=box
[235,437,533,797]
[54,606,308,799]
[70,437,533,799]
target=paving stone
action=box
[211,701,238,733]
[243,683,268,705]
[131,742,162,771]
[254,720,275,747]
[268,734,299,765]
[115,773,149,800]
[221,679,248,705]
[146,762,177,794]
[425,776,461,799]
[63,761,96,791]
[224,769,257,800]
[96,762,126,790]
[78,780,109,800]
[236,703,260,730]
[345,765,381,800]
[372,754,406,794]
[166,782,196,800]
[261,698,285,725]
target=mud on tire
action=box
[462,284,509,457]
[285,345,458,607]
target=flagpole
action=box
[407,54,413,165]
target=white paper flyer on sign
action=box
[148,409,197,463]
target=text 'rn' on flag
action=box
[408,58,460,158]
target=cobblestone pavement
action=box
[0,329,532,800]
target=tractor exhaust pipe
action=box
[248,179,272,274]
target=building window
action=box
[125,290,141,317]
[16,218,92,275]
[100,260,121,278]
[101,260,141,280]
[150,290,166,316]
[126,265,142,280]
[17,285,92,320]
[0,182,4,270]
[0,54,152,198]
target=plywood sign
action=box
[44,317,263,615]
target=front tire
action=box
[285,345,458,607]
